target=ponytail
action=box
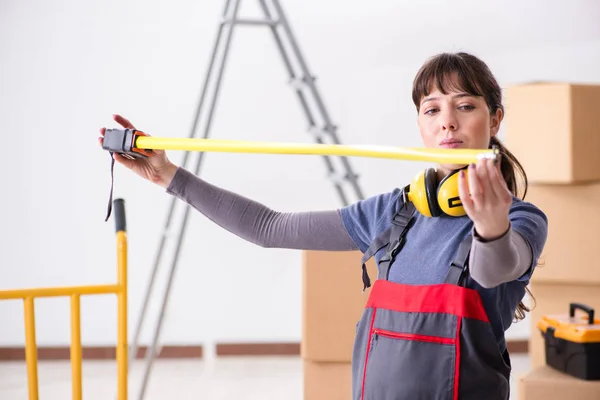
[489,135,535,321]
[489,136,528,201]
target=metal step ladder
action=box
[128,0,366,398]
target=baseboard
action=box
[0,340,528,361]
[216,342,300,356]
[219,339,528,355]
[0,345,203,361]
[506,339,528,354]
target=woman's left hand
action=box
[458,156,512,241]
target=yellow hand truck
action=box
[0,198,129,400]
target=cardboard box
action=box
[519,365,600,400]
[303,360,352,400]
[302,250,377,362]
[526,182,600,284]
[504,82,600,184]
[528,282,600,368]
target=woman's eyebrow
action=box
[421,93,473,104]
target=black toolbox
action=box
[537,302,600,380]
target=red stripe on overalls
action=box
[365,280,489,322]
[454,316,462,400]
[360,309,377,400]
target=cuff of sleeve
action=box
[165,167,190,197]
[472,223,511,244]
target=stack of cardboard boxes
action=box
[504,82,600,399]
[301,250,377,399]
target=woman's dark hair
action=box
[411,52,534,321]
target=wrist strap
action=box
[105,152,116,222]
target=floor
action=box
[0,354,531,399]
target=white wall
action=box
[2,0,600,349]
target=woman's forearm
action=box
[469,225,533,288]
[165,167,358,251]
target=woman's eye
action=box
[459,105,475,111]
[424,108,438,115]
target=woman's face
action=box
[417,84,502,177]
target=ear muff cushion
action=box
[437,167,467,217]
[408,170,433,217]
[424,168,442,217]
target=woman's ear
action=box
[490,108,503,137]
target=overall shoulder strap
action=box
[361,188,416,291]
[444,235,473,286]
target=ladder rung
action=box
[289,75,316,89]
[308,126,327,140]
[308,124,337,140]
[222,18,279,26]
[327,171,360,184]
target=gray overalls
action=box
[351,199,511,400]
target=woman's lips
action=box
[439,139,463,149]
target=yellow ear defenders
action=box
[406,166,469,217]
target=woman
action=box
[99,52,548,399]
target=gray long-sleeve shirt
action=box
[166,166,535,288]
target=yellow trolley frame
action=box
[0,198,129,400]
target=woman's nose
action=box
[443,122,456,131]
[441,111,458,131]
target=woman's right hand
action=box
[98,114,178,188]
